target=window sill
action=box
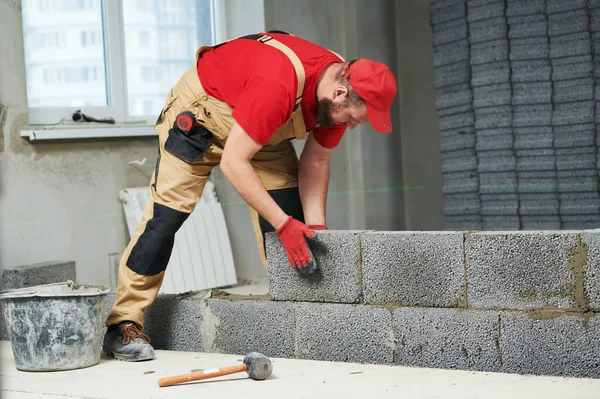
[20,123,158,141]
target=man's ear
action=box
[333,85,348,100]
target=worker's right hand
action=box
[275,216,316,269]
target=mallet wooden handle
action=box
[158,364,247,387]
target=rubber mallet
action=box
[157,352,273,387]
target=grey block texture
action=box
[144,297,295,358]
[1,261,76,291]
[516,154,556,171]
[551,56,592,81]
[520,215,561,230]
[439,111,475,130]
[433,17,468,46]
[443,170,480,193]
[294,302,393,364]
[547,10,589,36]
[470,39,509,65]
[481,197,519,216]
[474,106,512,130]
[518,172,558,194]
[507,15,547,39]
[557,169,599,192]
[546,0,586,14]
[481,215,521,230]
[473,83,511,107]
[510,60,551,83]
[393,308,501,372]
[435,83,473,109]
[477,150,516,172]
[465,232,584,310]
[442,153,478,172]
[444,192,481,214]
[554,124,595,148]
[466,0,504,22]
[478,171,517,194]
[267,231,361,303]
[361,232,465,307]
[437,103,473,117]
[471,61,510,86]
[475,128,513,151]
[506,0,544,16]
[512,82,551,105]
[513,104,552,127]
[582,230,600,310]
[431,2,466,25]
[469,17,507,43]
[445,214,483,230]
[509,37,548,61]
[439,127,476,151]
[552,101,594,126]
[553,78,594,103]
[434,40,470,67]
[555,146,597,170]
[550,32,590,58]
[435,61,470,88]
[501,312,600,378]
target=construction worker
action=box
[102,31,397,362]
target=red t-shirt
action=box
[196,32,347,149]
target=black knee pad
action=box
[259,187,305,237]
[127,203,190,276]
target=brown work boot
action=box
[102,321,155,362]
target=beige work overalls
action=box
[106,33,338,329]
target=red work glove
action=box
[308,224,328,230]
[276,216,316,269]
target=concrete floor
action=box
[1,341,600,398]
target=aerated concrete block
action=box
[548,10,589,36]
[519,193,559,214]
[561,215,600,229]
[546,0,586,14]
[361,232,465,307]
[518,172,558,194]
[434,40,470,67]
[481,216,521,230]
[512,82,551,105]
[435,83,473,109]
[582,230,600,310]
[393,308,501,372]
[510,60,551,82]
[433,17,468,46]
[509,37,548,61]
[473,83,511,107]
[439,111,475,130]
[444,193,481,215]
[477,151,516,172]
[555,146,597,170]
[501,312,600,378]
[507,15,547,39]
[470,39,509,65]
[557,169,599,192]
[469,17,507,44]
[439,127,476,152]
[551,56,592,81]
[2,261,76,291]
[435,61,470,88]
[554,124,595,148]
[267,231,361,303]
[521,215,561,230]
[443,169,480,193]
[513,104,552,127]
[475,128,513,151]
[465,231,582,310]
[479,171,517,194]
[467,0,504,22]
[438,104,473,117]
[471,61,510,86]
[431,2,466,25]
[143,295,203,352]
[294,302,393,364]
[202,299,294,358]
[550,32,590,58]
[516,154,556,172]
[474,106,512,130]
[442,154,478,173]
[553,78,594,103]
[445,214,483,230]
[552,102,594,126]
[514,134,553,150]
[480,199,519,216]
[559,192,600,214]
[506,0,544,16]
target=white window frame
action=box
[27,0,222,127]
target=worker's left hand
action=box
[276,216,316,269]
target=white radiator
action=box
[118,181,237,294]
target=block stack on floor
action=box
[142,229,600,379]
[430,0,482,230]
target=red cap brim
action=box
[367,103,392,133]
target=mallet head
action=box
[243,352,273,380]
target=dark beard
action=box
[316,98,344,128]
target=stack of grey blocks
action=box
[143,230,600,379]
[469,0,520,231]
[431,0,482,230]
[432,0,600,230]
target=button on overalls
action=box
[106,33,342,329]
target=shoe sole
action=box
[102,346,154,362]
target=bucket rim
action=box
[0,280,110,299]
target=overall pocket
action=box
[164,111,213,163]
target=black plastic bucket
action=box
[0,280,110,371]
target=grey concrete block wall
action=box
[500,312,600,378]
[393,308,501,372]
[465,231,584,310]
[294,302,393,364]
[267,231,362,303]
[360,232,465,307]
[1,261,76,291]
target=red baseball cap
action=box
[345,59,397,133]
